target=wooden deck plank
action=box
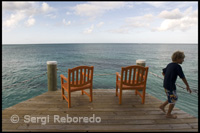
[2,89,198,132]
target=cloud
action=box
[73,2,126,19]
[25,16,35,27]
[41,2,54,13]
[3,2,54,30]
[96,22,104,28]
[110,6,197,34]
[158,8,183,19]
[2,2,36,11]
[145,2,167,8]
[66,12,71,15]
[83,25,94,34]
[62,19,71,26]
[46,14,57,19]
[109,14,154,34]
[3,11,26,28]
[125,14,154,28]
[108,28,130,34]
[145,1,197,10]
[153,7,198,32]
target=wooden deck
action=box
[2,89,198,132]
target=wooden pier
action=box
[2,89,198,132]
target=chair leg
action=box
[82,90,84,95]
[61,87,64,100]
[68,92,71,108]
[90,87,93,102]
[116,84,118,97]
[135,90,137,95]
[119,88,122,104]
[142,89,145,104]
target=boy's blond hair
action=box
[171,51,185,61]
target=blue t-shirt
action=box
[163,63,185,91]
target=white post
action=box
[136,59,146,81]
[136,59,146,67]
[47,61,57,91]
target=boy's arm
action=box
[162,72,165,76]
[182,77,192,93]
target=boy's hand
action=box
[162,72,165,76]
[186,86,192,93]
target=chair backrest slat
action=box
[72,71,74,85]
[121,65,148,86]
[125,69,127,83]
[80,68,83,84]
[141,69,145,82]
[69,66,94,87]
[132,68,136,85]
[128,69,132,84]
[136,68,139,84]
[76,69,78,85]
[84,68,86,84]
[88,69,90,82]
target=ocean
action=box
[2,43,198,118]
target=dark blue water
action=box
[2,43,198,117]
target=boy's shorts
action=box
[165,89,178,104]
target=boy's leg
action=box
[166,104,177,119]
[164,89,178,118]
[159,89,169,113]
[159,100,168,113]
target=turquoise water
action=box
[2,43,198,117]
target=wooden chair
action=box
[116,65,149,104]
[60,66,94,108]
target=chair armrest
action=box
[116,72,121,80]
[60,74,68,81]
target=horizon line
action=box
[2,42,198,45]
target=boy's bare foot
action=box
[159,105,166,113]
[166,114,177,119]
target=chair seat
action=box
[117,80,145,90]
[62,82,91,92]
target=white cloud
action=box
[41,2,54,13]
[2,2,35,11]
[46,14,57,19]
[109,14,154,34]
[145,1,197,10]
[83,25,94,34]
[66,12,71,15]
[153,7,198,32]
[158,8,183,19]
[3,11,26,28]
[96,22,104,28]
[125,2,134,9]
[3,2,54,30]
[108,28,130,34]
[73,2,126,19]
[145,2,167,8]
[125,14,154,28]
[110,5,197,34]
[63,19,71,26]
[25,16,35,27]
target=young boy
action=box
[159,51,192,119]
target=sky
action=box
[2,1,198,44]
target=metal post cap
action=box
[136,59,146,64]
[47,61,57,65]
